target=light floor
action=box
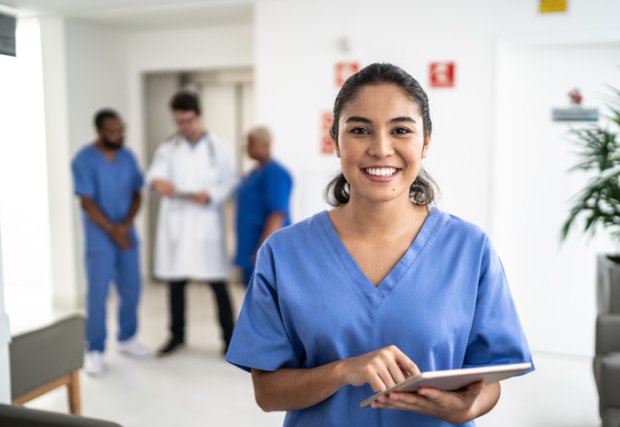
[26,282,601,427]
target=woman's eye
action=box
[351,127,369,135]
[393,127,412,135]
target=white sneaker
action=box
[118,337,152,358]
[84,351,105,376]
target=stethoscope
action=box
[168,132,216,167]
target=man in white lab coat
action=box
[146,91,237,356]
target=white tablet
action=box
[360,362,531,408]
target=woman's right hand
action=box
[338,345,420,393]
[152,179,176,197]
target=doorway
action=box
[143,67,254,284]
[491,41,620,356]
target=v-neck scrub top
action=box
[226,208,533,427]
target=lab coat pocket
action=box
[165,200,183,242]
[199,208,221,241]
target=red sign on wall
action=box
[429,62,455,88]
[320,112,335,155]
[335,62,360,87]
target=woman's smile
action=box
[361,166,402,182]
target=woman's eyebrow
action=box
[390,116,417,124]
[345,116,372,124]
[344,116,417,125]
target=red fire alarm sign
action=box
[429,62,455,88]
[320,112,335,155]
[335,62,360,87]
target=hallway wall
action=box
[253,0,620,356]
[32,0,620,358]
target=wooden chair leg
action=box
[67,370,81,415]
[13,374,70,406]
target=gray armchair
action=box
[0,403,121,427]
[594,314,620,427]
[10,314,85,414]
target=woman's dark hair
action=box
[325,63,438,207]
[170,91,201,115]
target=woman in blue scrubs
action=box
[235,126,293,287]
[226,63,533,426]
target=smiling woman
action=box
[326,63,436,207]
[226,63,534,427]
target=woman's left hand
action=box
[371,381,497,424]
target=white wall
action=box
[40,17,133,309]
[125,24,253,162]
[493,40,620,356]
[0,225,10,403]
[31,0,620,358]
[255,0,620,356]
[0,17,53,327]
[0,16,51,399]
[39,16,78,311]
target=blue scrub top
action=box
[71,144,143,252]
[234,159,292,268]
[226,208,534,427]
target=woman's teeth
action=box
[364,167,397,177]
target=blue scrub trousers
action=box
[85,245,141,352]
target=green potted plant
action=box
[561,86,620,314]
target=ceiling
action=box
[0,0,253,30]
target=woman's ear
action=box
[422,135,431,159]
[334,138,340,158]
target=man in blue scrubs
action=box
[72,109,151,376]
[235,126,293,287]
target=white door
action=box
[492,41,620,357]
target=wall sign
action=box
[552,88,599,122]
[429,62,455,88]
[320,112,335,155]
[335,62,360,87]
[539,0,568,13]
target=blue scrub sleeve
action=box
[463,236,534,371]
[226,242,302,373]
[71,154,95,197]
[265,166,292,214]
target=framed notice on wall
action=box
[539,0,568,13]
[0,12,16,57]
[429,62,455,88]
[320,112,335,155]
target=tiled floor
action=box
[26,282,601,427]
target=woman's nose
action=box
[368,133,393,158]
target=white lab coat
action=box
[146,133,238,281]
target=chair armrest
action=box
[0,403,121,427]
[596,314,620,355]
[601,353,620,408]
[10,314,85,399]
